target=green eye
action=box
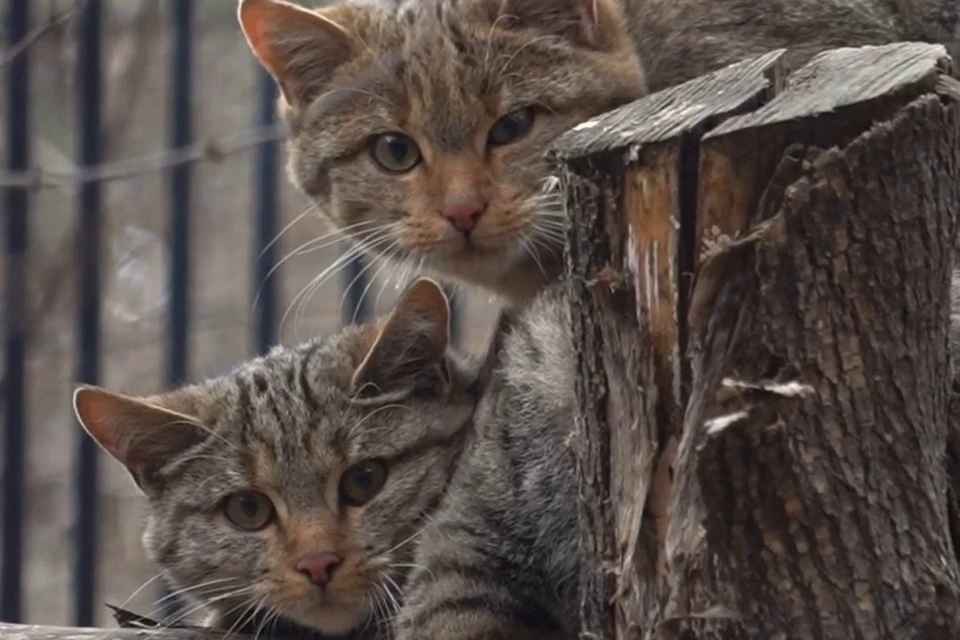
[339,459,388,507]
[370,133,421,173]
[223,491,275,531]
[488,107,535,146]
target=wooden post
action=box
[0,624,224,640]
[554,42,960,639]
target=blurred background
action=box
[1,0,500,628]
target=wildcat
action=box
[392,279,583,639]
[73,279,477,639]
[237,0,959,304]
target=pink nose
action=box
[442,198,485,234]
[296,552,342,586]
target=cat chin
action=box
[280,601,369,637]
[207,607,365,639]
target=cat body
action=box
[74,280,477,638]
[625,0,960,92]
[239,0,959,304]
[393,282,582,639]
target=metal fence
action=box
[1,0,459,626]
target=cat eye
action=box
[488,107,535,146]
[370,133,421,173]
[223,491,275,531]
[339,459,388,507]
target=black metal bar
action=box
[341,256,370,326]
[160,0,194,621]
[74,0,104,627]
[167,0,193,389]
[1,0,30,624]
[253,72,279,355]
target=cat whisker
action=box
[159,419,241,455]
[287,226,397,322]
[350,234,412,322]
[287,236,390,331]
[375,587,401,632]
[254,222,383,311]
[537,221,568,238]
[219,594,268,640]
[482,12,517,78]
[85,573,208,640]
[383,523,429,556]
[257,202,317,260]
[379,571,404,612]
[165,453,237,469]
[341,403,413,436]
[150,586,255,632]
[337,237,402,325]
[252,605,282,640]
[110,571,168,616]
[531,228,567,252]
[313,84,395,109]
[388,562,435,577]
[518,234,549,278]
[540,175,562,195]
[280,230,395,339]
[493,34,565,82]
[368,584,391,634]
[372,250,423,313]
[150,577,242,611]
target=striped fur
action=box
[395,282,580,639]
[239,0,959,305]
[74,281,480,638]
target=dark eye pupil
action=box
[352,467,374,491]
[387,138,409,161]
[490,108,533,145]
[240,496,258,517]
[500,119,521,137]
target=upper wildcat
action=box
[238,0,958,305]
[239,0,644,304]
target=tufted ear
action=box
[489,0,628,50]
[73,386,208,493]
[351,279,452,399]
[238,0,360,107]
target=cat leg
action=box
[393,518,564,640]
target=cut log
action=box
[554,42,960,639]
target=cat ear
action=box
[494,0,626,49]
[73,385,207,493]
[351,278,452,399]
[238,0,356,107]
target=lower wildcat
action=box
[394,282,581,639]
[73,279,478,639]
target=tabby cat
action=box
[238,0,959,304]
[394,279,583,639]
[73,279,477,638]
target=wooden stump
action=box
[554,42,960,639]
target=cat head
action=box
[238,0,645,302]
[74,278,476,636]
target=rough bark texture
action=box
[555,42,960,640]
[555,51,788,639]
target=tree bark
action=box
[555,42,960,640]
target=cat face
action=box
[75,280,476,636]
[239,0,646,302]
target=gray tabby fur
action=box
[395,282,581,639]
